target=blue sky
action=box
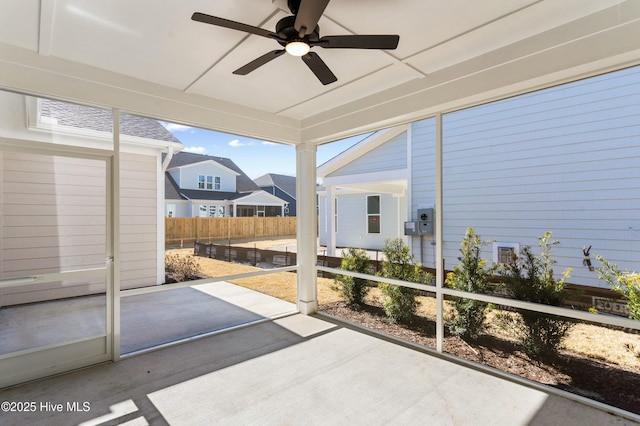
[160,122,367,179]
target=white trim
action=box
[166,159,240,177]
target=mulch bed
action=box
[319,301,640,415]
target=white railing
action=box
[316,265,640,352]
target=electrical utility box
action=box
[404,208,434,236]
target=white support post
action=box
[111,108,121,361]
[435,113,444,353]
[296,141,318,315]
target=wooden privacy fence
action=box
[166,217,296,245]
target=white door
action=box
[0,147,113,387]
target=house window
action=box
[367,195,380,234]
[198,205,207,217]
[493,242,519,265]
[198,175,219,190]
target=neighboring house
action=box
[0,94,183,306]
[318,65,640,290]
[254,173,297,216]
[164,152,288,218]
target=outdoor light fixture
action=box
[285,41,310,56]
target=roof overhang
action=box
[0,1,638,146]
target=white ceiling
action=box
[0,0,639,145]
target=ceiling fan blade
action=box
[192,12,280,40]
[294,0,330,36]
[316,35,399,50]
[301,52,337,85]
[233,50,286,75]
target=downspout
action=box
[162,146,174,172]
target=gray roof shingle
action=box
[40,98,181,143]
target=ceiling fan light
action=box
[285,41,310,56]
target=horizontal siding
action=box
[119,153,159,288]
[329,134,407,177]
[410,66,640,287]
[320,193,405,251]
[1,152,107,282]
[1,151,160,305]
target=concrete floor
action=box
[1,308,639,425]
[0,281,297,356]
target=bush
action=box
[165,253,203,282]
[445,228,496,340]
[499,232,573,359]
[378,238,432,323]
[333,247,372,306]
[595,254,640,321]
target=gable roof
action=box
[317,125,407,178]
[40,98,181,143]
[166,152,260,193]
[254,173,297,199]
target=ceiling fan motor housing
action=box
[276,15,319,47]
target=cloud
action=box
[160,122,195,133]
[183,146,208,155]
[262,141,277,146]
[229,139,256,148]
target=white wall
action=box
[0,151,108,305]
[410,66,640,288]
[329,133,407,177]
[176,162,236,192]
[0,92,167,304]
[120,152,160,290]
[319,192,406,251]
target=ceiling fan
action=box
[192,0,399,85]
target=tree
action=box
[378,238,431,323]
[446,228,496,340]
[595,254,640,321]
[499,232,573,359]
[333,247,372,307]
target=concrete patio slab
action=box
[1,312,637,426]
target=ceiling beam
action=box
[38,0,56,56]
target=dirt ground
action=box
[166,247,640,415]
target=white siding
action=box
[410,66,640,288]
[120,152,159,290]
[0,151,161,304]
[319,192,405,251]
[178,162,236,192]
[329,134,407,177]
[0,152,108,305]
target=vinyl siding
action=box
[0,151,160,305]
[329,134,407,177]
[410,66,640,288]
[177,162,236,192]
[319,192,405,251]
[0,152,108,305]
[120,152,159,290]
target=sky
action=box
[160,122,369,179]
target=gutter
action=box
[162,146,174,172]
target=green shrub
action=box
[378,238,431,323]
[499,232,573,359]
[165,253,203,282]
[445,228,496,340]
[595,254,640,321]
[333,247,372,306]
